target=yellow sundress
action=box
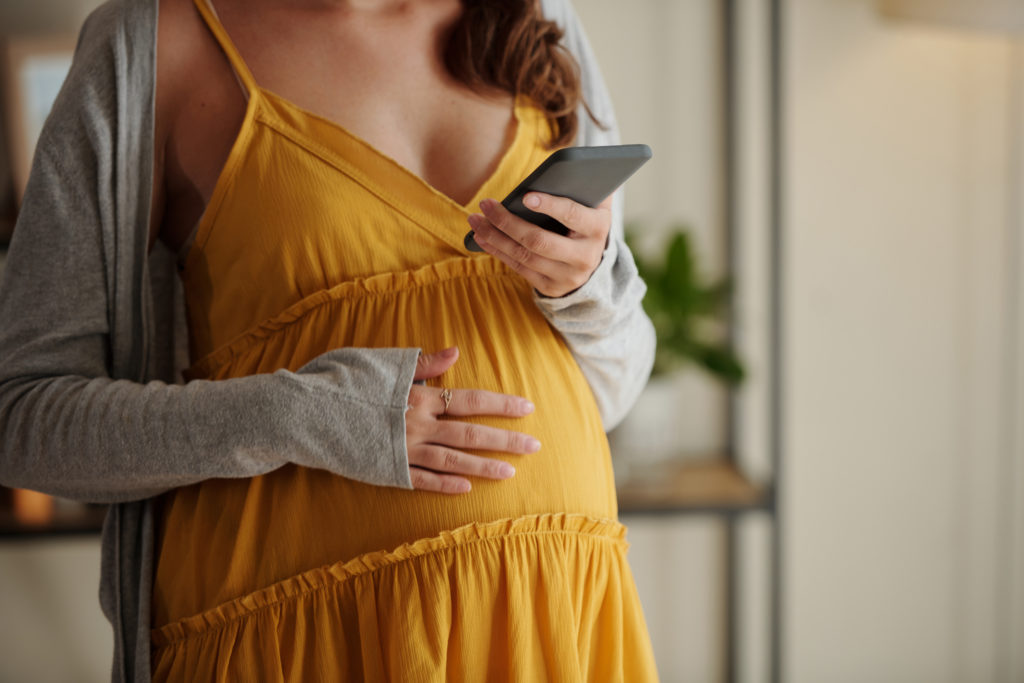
[150,1,658,680]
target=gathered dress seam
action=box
[152,522,625,648]
[189,265,522,378]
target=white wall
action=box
[786,0,1024,681]
[0,539,111,683]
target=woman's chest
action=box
[158,0,518,252]
[181,3,515,201]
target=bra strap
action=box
[192,0,259,98]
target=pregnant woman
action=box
[0,0,658,680]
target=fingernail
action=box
[499,463,516,478]
[457,480,471,493]
[520,400,535,414]
[467,214,481,229]
[524,193,540,208]
[442,346,457,358]
[479,199,495,212]
[527,438,541,452]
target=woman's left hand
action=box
[467,193,612,298]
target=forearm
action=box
[534,232,655,430]
[0,347,419,503]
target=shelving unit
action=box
[618,458,769,515]
[617,454,779,683]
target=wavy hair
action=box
[443,0,599,148]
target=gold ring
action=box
[440,388,453,416]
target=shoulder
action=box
[68,0,156,86]
[155,0,241,140]
[157,0,218,101]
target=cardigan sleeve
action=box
[0,2,418,503]
[534,0,656,431]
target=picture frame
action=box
[2,34,76,206]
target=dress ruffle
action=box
[185,256,513,381]
[151,513,656,682]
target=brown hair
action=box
[443,0,597,148]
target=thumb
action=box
[413,346,459,381]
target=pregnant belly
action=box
[154,260,618,627]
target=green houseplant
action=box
[626,226,745,385]
[609,226,746,477]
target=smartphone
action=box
[464,144,652,252]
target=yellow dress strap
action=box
[192,0,259,98]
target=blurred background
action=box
[2,0,1024,681]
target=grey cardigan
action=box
[0,0,654,680]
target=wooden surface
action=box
[0,458,768,536]
[616,457,767,514]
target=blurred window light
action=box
[878,0,1024,34]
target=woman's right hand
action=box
[407,346,539,494]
